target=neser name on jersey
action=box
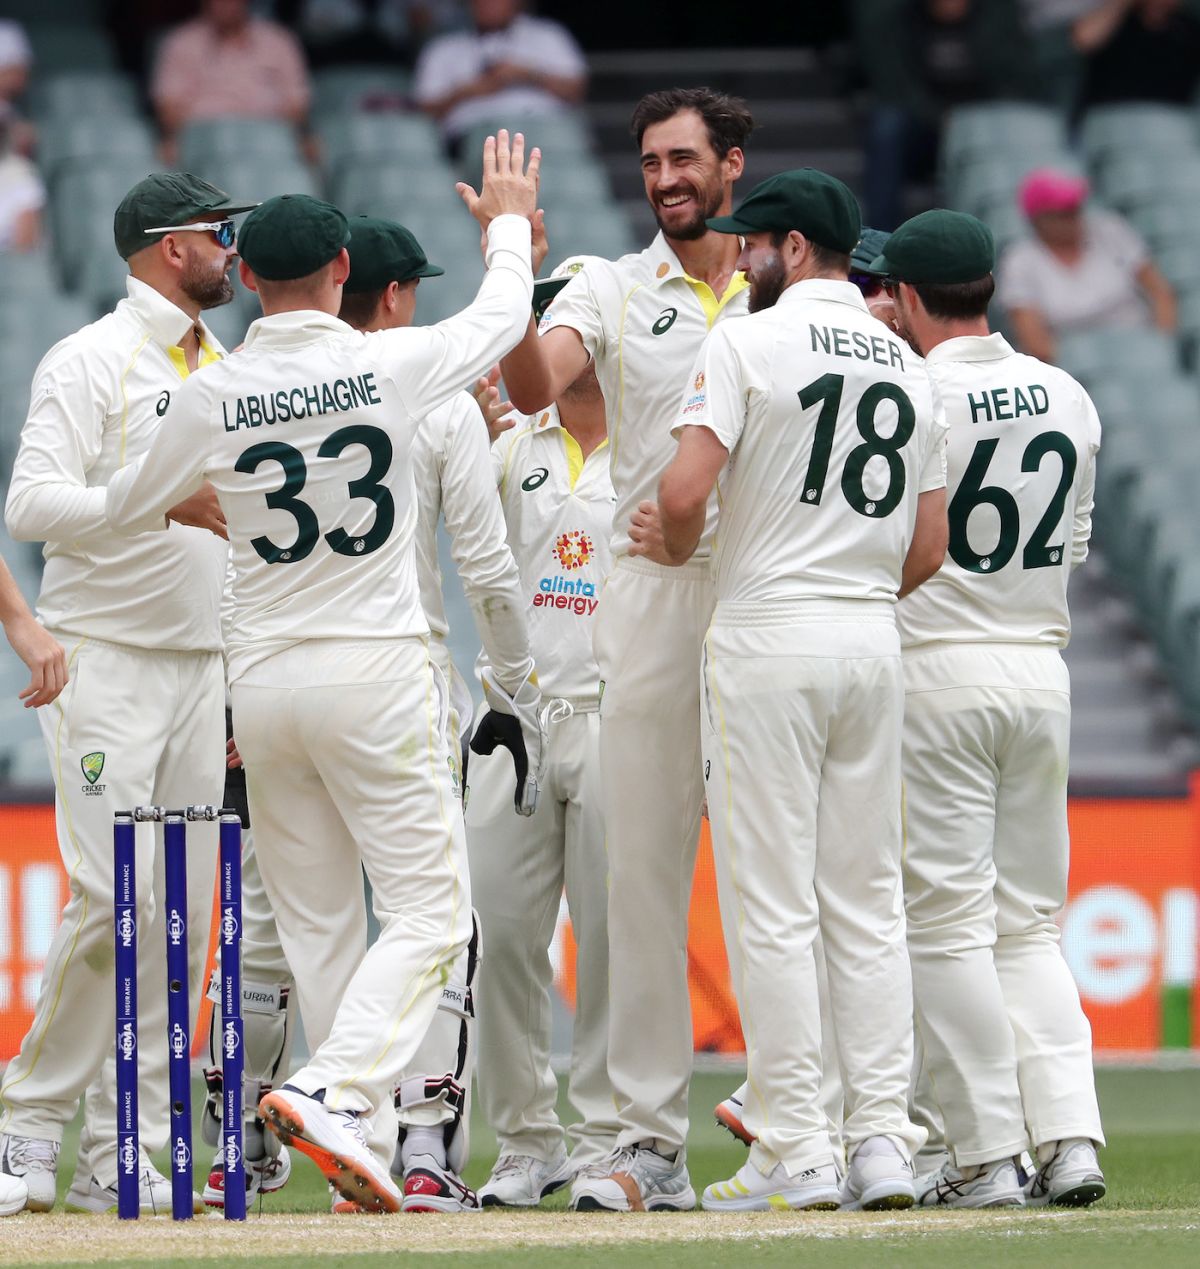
[222,372,383,431]
[810,324,907,370]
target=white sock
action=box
[401,1126,446,1169]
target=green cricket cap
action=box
[707,168,861,253]
[237,194,351,282]
[532,254,600,323]
[851,227,890,274]
[344,216,444,293]
[869,209,995,284]
[114,171,257,260]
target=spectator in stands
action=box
[0,18,34,158]
[853,0,1041,229]
[1075,0,1200,110]
[290,0,465,66]
[998,166,1176,362]
[0,104,42,253]
[151,0,314,164]
[414,0,586,156]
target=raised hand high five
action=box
[456,129,542,232]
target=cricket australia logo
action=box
[81,751,107,796]
[118,1020,136,1060]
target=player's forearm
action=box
[462,553,535,690]
[899,489,948,598]
[0,559,34,625]
[659,500,706,564]
[105,454,205,537]
[500,319,558,413]
[4,479,107,542]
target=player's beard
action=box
[747,252,787,313]
[653,180,724,243]
[181,251,235,309]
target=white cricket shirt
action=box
[412,391,533,690]
[486,405,614,701]
[105,214,533,684]
[897,332,1100,649]
[676,278,946,606]
[538,231,748,559]
[5,276,229,651]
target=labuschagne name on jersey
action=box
[222,372,383,431]
[967,384,1050,423]
[810,324,907,371]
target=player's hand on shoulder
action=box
[456,128,542,231]
[167,480,228,539]
[472,366,517,442]
[628,500,673,566]
[4,614,67,708]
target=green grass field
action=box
[6,1066,1198,1267]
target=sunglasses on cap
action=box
[144,219,237,248]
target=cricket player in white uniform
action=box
[103,136,543,1212]
[470,257,621,1207]
[0,173,252,1214]
[635,170,947,1212]
[873,211,1106,1207]
[201,213,539,1215]
[500,87,753,1212]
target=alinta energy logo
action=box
[535,530,598,616]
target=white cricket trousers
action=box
[902,643,1104,1164]
[232,638,472,1118]
[592,556,714,1156]
[0,635,223,1188]
[467,703,618,1167]
[701,602,924,1178]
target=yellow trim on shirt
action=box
[166,334,221,381]
[117,335,153,465]
[560,431,610,492]
[681,270,749,329]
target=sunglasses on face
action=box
[144,219,237,248]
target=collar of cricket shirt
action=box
[124,275,217,352]
[777,277,871,312]
[241,309,356,349]
[924,332,1015,365]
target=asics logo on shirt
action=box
[521,467,549,491]
[156,391,171,416]
[651,307,678,336]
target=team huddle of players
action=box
[0,85,1106,1219]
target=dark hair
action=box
[631,87,755,157]
[911,274,995,320]
[338,286,386,329]
[769,230,851,276]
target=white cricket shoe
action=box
[714,1086,756,1147]
[570,1144,695,1211]
[478,1148,574,1207]
[841,1136,915,1211]
[203,1143,291,1207]
[1026,1139,1106,1207]
[0,1133,58,1211]
[916,1156,1025,1208]
[0,1172,28,1216]
[401,1153,480,1213]
[65,1148,201,1214]
[259,1085,401,1213]
[703,1157,841,1212]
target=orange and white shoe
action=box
[259,1086,401,1213]
[715,1086,756,1147]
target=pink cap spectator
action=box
[1019,168,1090,218]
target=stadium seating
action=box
[311,66,413,120]
[37,117,157,185]
[23,23,119,72]
[28,70,140,123]
[178,118,303,181]
[1080,104,1198,170]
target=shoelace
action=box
[492,1154,538,1179]
[8,1137,57,1171]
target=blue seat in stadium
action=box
[1081,103,1198,167]
[311,67,413,121]
[24,23,118,72]
[179,118,302,177]
[204,157,321,206]
[941,103,1069,184]
[29,71,140,122]
[39,119,157,183]
[333,164,462,221]
[1055,328,1179,385]
[50,159,155,282]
